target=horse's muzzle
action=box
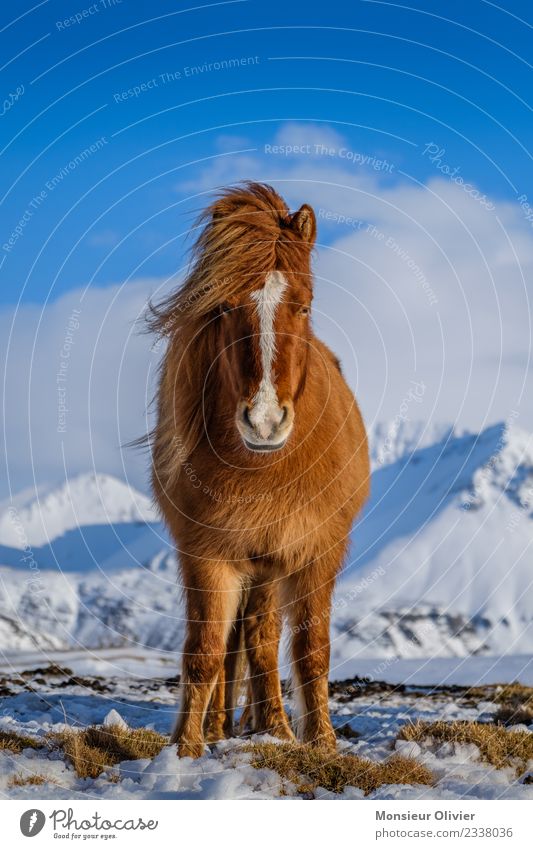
[236,399,294,453]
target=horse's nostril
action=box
[243,405,252,427]
[280,405,289,425]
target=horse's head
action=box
[216,201,316,453]
[149,184,317,459]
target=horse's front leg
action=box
[283,555,341,750]
[171,559,242,758]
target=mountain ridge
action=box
[1,420,532,662]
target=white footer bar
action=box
[2,798,532,848]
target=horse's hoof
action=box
[267,722,296,742]
[176,740,205,758]
[305,730,337,752]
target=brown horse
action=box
[149,183,369,758]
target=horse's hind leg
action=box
[204,666,226,742]
[204,610,244,741]
[243,580,294,740]
[283,554,341,750]
[223,608,246,736]
[172,559,242,758]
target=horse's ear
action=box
[289,204,316,245]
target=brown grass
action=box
[493,683,533,706]
[0,730,43,754]
[55,724,167,779]
[8,773,48,787]
[493,707,533,726]
[462,682,533,725]
[399,720,533,773]
[243,742,434,796]
[492,684,533,726]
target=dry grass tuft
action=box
[55,724,167,779]
[0,730,43,754]
[8,773,48,787]
[493,683,533,706]
[493,707,533,726]
[492,683,533,726]
[399,720,533,773]
[243,742,434,796]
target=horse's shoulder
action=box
[312,336,341,371]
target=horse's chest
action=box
[219,482,329,561]
[181,452,355,565]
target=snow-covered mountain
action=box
[0,422,532,662]
[333,420,533,662]
[0,472,157,548]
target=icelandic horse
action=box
[149,183,370,757]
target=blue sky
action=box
[1,0,532,496]
[2,0,532,304]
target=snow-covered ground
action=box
[1,660,532,800]
[2,646,533,688]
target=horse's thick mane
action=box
[147,182,309,336]
[148,183,313,476]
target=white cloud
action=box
[0,277,176,500]
[178,123,533,435]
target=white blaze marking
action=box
[249,270,287,429]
